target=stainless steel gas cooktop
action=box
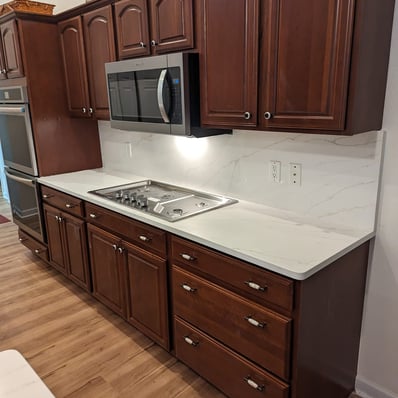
[89,180,238,222]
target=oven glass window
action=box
[6,172,42,241]
[0,107,36,175]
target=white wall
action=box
[355,2,398,398]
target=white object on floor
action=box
[0,349,55,398]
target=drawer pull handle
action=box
[180,253,196,261]
[89,213,97,219]
[42,194,53,199]
[65,203,75,209]
[244,376,265,392]
[244,281,267,292]
[19,238,27,242]
[34,249,44,254]
[181,283,196,293]
[139,235,151,242]
[183,336,199,347]
[244,316,265,328]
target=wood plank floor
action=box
[0,192,225,398]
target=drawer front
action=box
[172,266,292,380]
[18,229,48,262]
[171,235,294,312]
[85,203,166,257]
[175,317,289,398]
[41,186,84,217]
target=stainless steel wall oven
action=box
[0,85,45,242]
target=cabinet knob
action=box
[1,69,6,74]
[243,112,252,120]
[34,249,40,254]
[118,247,124,254]
[139,235,151,242]
[89,213,97,219]
[151,40,157,47]
[82,107,87,114]
[244,376,265,392]
[19,237,27,242]
[180,253,196,262]
[42,194,53,199]
[244,315,266,328]
[58,216,63,223]
[181,283,196,293]
[183,336,199,347]
[264,112,273,120]
[89,107,93,115]
[139,41,146,48]
[244,281,267,292]
[65,203,75,209]
[112,244,117,251]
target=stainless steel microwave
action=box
[105,53,230,137]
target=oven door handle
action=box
[157,69,170,124]
[5,169,35,186]
[0,106,25,114]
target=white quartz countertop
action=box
[38,169,375,280]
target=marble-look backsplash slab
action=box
[98,121,384,233]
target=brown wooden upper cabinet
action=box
[200,0,395,135]
[115,0,194,59]
[199,0,259,128]
[58,5,116,119]
[0,19,24,80]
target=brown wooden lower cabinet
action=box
[24,188,369,398]
[171,234,370,398]
[124,242,169,349]
[175,316,289,398]
[43,203,90,290]
[18,229,48,262]
[87,224,126,317]
[86,212,169,350]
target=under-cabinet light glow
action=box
[174,136,208,160]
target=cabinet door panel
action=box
[200,0,258,128]
[83,5,116,119]
[0,20,24,79]
[43,204,66,275]
[63,213,90,291]
[260,0,355,130]
[58,16,90,118]
[150,0,194,53]
[87,225,125,316]
[115,0,151,59]
[125,243,169,349]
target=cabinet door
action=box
[83,5,116,120]
[260,0,355,131]
[200,0,259,128]
[114,0,151,59]
[124,242,169,349]
[87,224,126,317]
[0,20,24,79]
[43,204,67,275]
[58,16,91,118]
[63,213,90,291]
[150,0,194,54]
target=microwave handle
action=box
[5,168,35,187]
[157,69,170,123]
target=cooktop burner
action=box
[89,180,238,222]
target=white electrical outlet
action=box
[289,163,302,185]
[269,160,281,183]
